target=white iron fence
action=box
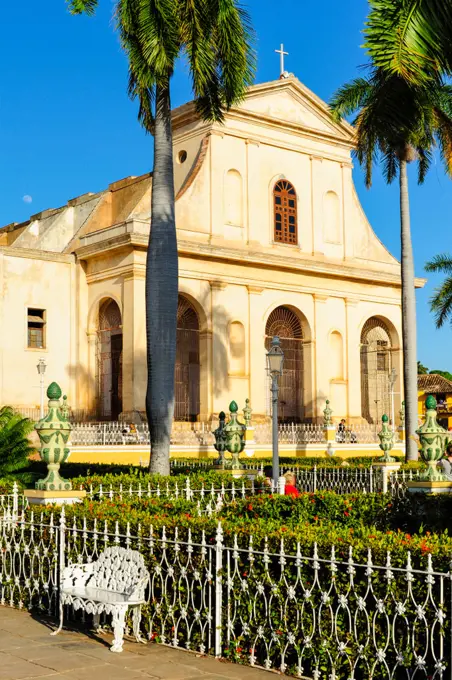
[69,420,391,446]
[0,512,449,679]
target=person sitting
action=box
[337,419,346,443]
[438,446,452,480]
[284,471,300,498]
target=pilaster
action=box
[122,271,146,416]
[313,293,328,419]
[247,286,266,418]
[345,297,361,420]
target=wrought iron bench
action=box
[52,546,149,652]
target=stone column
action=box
[210,281,229,414]
[247,286,266,418]
[310,156,324,256]
[122,272,146,419]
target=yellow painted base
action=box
[67,443,406,466]
[406,480,452,494]
[24,489,87,505]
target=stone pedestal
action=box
[244,426,255,458]
[24,489,87,506]
[324,426,336,443]
[373,461,401,494]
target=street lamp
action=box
[37,358,47,419]
[389,367,397,431]
[266,336,284,488]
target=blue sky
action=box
[1,0,452,370]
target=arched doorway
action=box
[265,306,303,422]
[175,295,200,421]
[360,317,393,424]
[97,299,123,420]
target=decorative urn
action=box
[416,395,449,479]
[35,382,72,491]
[224,401,246,470]
[323,400,333,427]
[378,414,395,463]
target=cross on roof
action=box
[275,43,288,77]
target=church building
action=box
[0,76,423,424]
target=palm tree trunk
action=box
[399,158,418,461]
[146,80,178,475]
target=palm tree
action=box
[330,71,452,461]
[425,254,452,328]
[68,0,255,474]
[365,0,452,84]
[0,407,36,483]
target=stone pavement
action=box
[0,608,274,680]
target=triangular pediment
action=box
[235,78,354,142]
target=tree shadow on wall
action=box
[64,285,233,424]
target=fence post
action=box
[278,476,286,495]
[56,506,66,621]
[214,522,223,657]
[369,466,374,493]
[12,482,18,522]
[313,465,317,494]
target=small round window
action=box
[178,150,187,164]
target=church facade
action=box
[0,77,422,425]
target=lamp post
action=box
[37,358,47,419]
[266,336,284,488]
[389,367,397,431]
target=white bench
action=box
[52,546,149,652]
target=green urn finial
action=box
[229,401,238,413]
[425,395,437,411]
[47,382,62,401]
[417,395,449,480]
[378,414,395,462]
[35,382,72,491]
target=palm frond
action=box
[67,0,98,15]
[364,0,452,82]
[425,253,452,273]
[429,276,452,328]
[329,78,372,122]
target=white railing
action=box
[284,465,377,493]
[70,420,398,446]
[0,511,449,678]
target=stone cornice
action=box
[177,240,426,289]
[0,246,75,264]
[76,230,426,290]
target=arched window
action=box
[360,317,392,424]
[175,295,200,421]
[265,306,303,421]
[97,299,122,420]
[273,180,298,245]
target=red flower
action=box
[314,516,319,521]
[344,511,349,517]
[247,504,253,511]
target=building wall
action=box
[0,249,75,409]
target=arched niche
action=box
[97,298,123,420]
[229,321,246,375]
[224,169,243,227]
[323,190,341,244]
[329,330,344,380]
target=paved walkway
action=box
[0,608,274,680]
